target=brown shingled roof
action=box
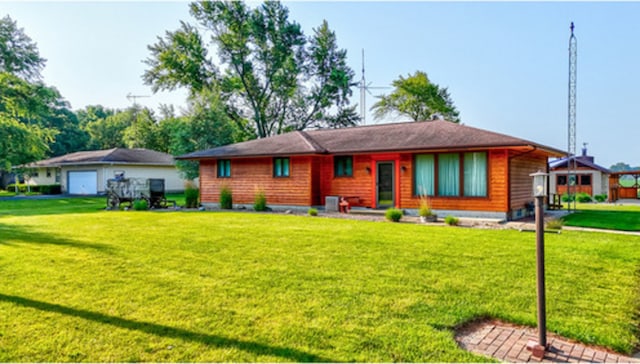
[26,148,175,167]
[179,121,565,159]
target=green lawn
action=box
[563,203,640,231]
[0,199,639,361]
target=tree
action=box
[162,91,240,179]
[144,1,357,138]
[84,109,132,150]
[0,15,46,81]
[0,115,53,170]
[371,70,460,123]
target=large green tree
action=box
[371,70,460,123]
[144,0,358,138]
[0,15,45,81]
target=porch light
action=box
[530,170,548,197]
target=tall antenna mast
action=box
[567,22,577,212]
[358,49,389,125]
[126,92,150,106]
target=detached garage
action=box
[23,148,189,195]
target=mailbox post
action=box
[527,170,548,358]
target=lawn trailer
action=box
[105,177,169,209]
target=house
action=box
[548,145,610,198]
[178,121,565,220]
[23,148,187,195]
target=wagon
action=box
[106,177,168,209]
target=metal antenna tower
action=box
[567,22,577,212]
[358,49,388,125]
[126,92,150,106]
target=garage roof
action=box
[25,148,175,167]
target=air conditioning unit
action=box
[325,196,339,213]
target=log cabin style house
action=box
[179,121,564,220]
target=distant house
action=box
[179,121,564,220]
[23,148,187,195]
[549,146,610,198]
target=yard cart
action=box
[106,177,169,209]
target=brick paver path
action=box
[455,320,640,363]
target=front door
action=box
[376,161,394,208]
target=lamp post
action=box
[527,170,548,358]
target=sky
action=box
[2,1,639,168]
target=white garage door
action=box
[68,171,98,195]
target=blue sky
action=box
[3,1,639,168]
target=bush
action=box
[576,193,592,203]
[7,183,27,193]
[444,215,459,226]
[546,218,564,230]
[561,193,575,202]
[308,208,318,216]
[385,208,403,222]
[39,185,62,195]
[594,194,607,203]
[253,190,267,211]
[185,187,200,208]
[133,199,149,211]
[220,186,233,209]
[418,196,433,217]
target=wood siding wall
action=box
[509,150,549,211]
[319,155,374,207]
[200,156,313,206]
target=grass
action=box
[563,203,640,231]
[0,199,639,361]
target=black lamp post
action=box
[527,170,548,358]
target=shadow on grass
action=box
[0,223,113,253]
[0,293,333,362]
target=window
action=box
[46,168,51,178]
[334,156,353,177]
[32,171,39,177]
[414,152,488,197]
[217,159,231,178]
[414,154,435,196]
[438,153,460,196]
[557,175,567,185]
[274,157,290,177]
[463,152,487,197]
[580,175,591,186]
[55,170,60,183]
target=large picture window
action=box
[414,152,488,197]
[217,159,231,178]
[274,157,290,177]
[334,156,353,177]
[414,154,434,196]
[463,152,487,196]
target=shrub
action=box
[308,208,318,216]
[594,194,607,203]
[561,193,575,202]
[39,185,62,195]
[546,218,564,230]
[7,183,27,193]
[576,193,592,203]
[133,199,149,211]
[185,187,200,208]
[253,190,267,211]
[220,186,233,209]
[385,208,403,222]
[444,215,459,226]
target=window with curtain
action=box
[334,156,353,177]
[438,153,460,196]
[414,154,435,196]
[463,152,487,196]
[274,157,290,177]
[217,159,231,178]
